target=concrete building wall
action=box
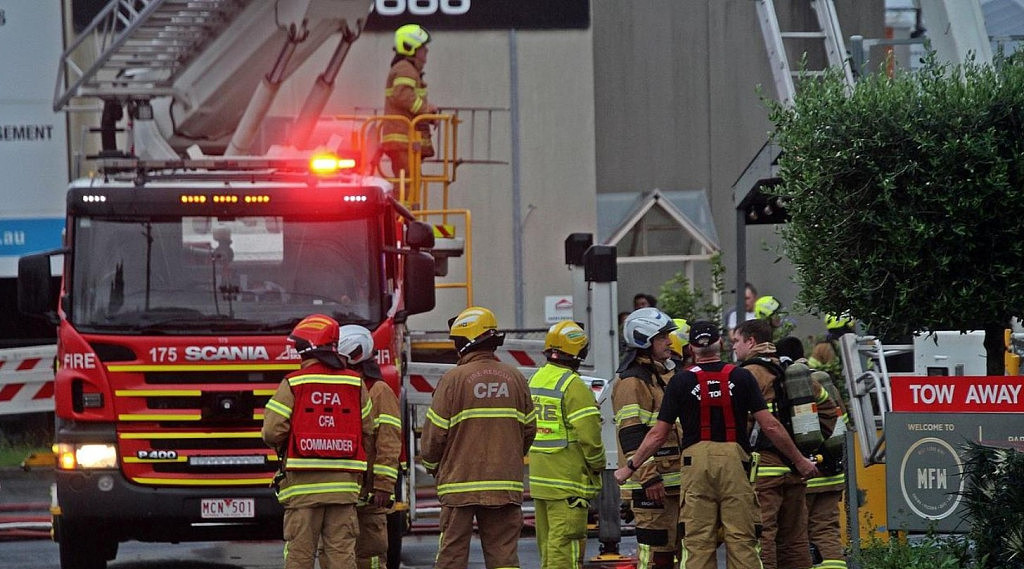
[593,0,884,338]
[277,27,598,331]
[59,0,885,337]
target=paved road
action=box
[2,529,641,569]
[0,468,735,569]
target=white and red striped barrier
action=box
[0,345,56,416]
[404,339,547,398]
[404,338,607,400]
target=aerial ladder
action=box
[755,0,855,106]
[48,3,477,566]
[732,0,856,344]
[56,0,370,158]
[55,0,471,303]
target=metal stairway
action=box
[54,0,253,111]
[755,0,855,105]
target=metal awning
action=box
[731,139,789,327]
[597,189,719,264]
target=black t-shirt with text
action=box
[658,360,768,452]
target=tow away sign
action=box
[890,376,1024,413]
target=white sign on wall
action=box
[0,1,70,277]
[544,295,573,324]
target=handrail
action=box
[330,113,459,211]
[413,208,473,308]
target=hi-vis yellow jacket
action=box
[528,363,605,500]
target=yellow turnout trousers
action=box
[534,497,589,569]
[678,441,763,569]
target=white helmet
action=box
[337,325,375,365]
[623,308,678,349]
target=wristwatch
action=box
[626,459,639,472]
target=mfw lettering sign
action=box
[889,376,1024,413]
[887,412,1024,532]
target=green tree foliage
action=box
[768,54,1024,368]
[960,441,1024,568]
[657,253,725,324]
[853,532,975,569]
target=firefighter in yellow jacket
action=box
[421,306,537,569]
[332,325,402,569]
[382,23,438,179]
[528,321,605,569]
[613,308,683,569]
[262,314,375,569]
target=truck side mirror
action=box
[406,221,435,250]
[403,251,436,315]
[19,253,58,323]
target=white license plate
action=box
[200,498,255,519]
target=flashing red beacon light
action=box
[309,152,357,174]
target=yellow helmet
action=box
[669,318,690,355]
[754,295,781,320]
[544,320,589,359]
[448,306,502,354]
[395,23,430,56]
[825,312,853,330]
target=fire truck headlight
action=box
[57,443,117,469]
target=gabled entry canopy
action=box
[597,189,719,263]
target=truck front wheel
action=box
[55,517,117,569]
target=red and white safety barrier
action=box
[405,340,547,398]
[0,345,56,417]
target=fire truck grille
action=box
[116,369,290,485]
[118,430,281,483]
[144,370,284,384]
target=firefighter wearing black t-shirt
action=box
[614,321,818,569]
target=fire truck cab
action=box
[18,155,436,569]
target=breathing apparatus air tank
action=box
[783,362,824,454]
[811,370,847,470]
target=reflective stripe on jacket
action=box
[364,378,402,495]
[612,357,682,491]
[530,366,578,452]
[744,345,839,475]
[528,363,604,500]
[420,350,537,506]
[283,373,370,471]
[261,362,374,507]
[383,58,431,147]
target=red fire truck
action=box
[18,154,437,569]
[15,1,466,566]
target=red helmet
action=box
[289,314,343,367]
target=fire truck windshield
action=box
[70,215,382,334]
